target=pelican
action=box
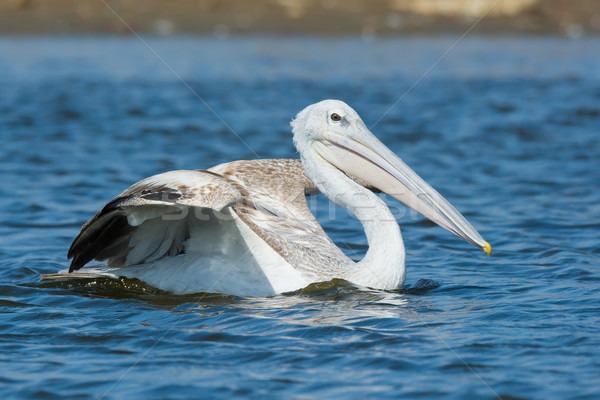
[42,100,491,296]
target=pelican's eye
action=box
[330,113,342,122]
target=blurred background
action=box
[1,1,599,400]
[2,0,600,36]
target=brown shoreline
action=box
[1,0,599,37]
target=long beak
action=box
[312,122,491,255]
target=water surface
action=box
[0,36,599,399]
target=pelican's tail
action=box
[40,268,118,282]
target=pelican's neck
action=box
[301,153,406,289]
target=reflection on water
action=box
[0,36,599,399]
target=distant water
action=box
[0,36,599,399]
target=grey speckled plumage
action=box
[65,159,352,280]
[211,159,351,281]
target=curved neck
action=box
[302,155,406,289]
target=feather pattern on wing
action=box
[67,170,241,272]
[210,159,351,281]
[62,159,367,292]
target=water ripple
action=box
[0,36,599,400]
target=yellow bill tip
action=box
[483,241,492,256]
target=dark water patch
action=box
[287,279,366,298]
[402,278,441,294]
[0,299,33,308]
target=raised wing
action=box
[67,170,241,272]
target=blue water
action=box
[1,36,599,399]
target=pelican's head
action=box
[291,99,491,256]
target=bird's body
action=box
[42,100,490,296]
